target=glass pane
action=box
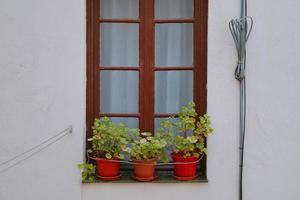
[110,118,139,129]
[100,71,139,113]
[100,23,139,66]
[155,23,193,67]
[155,71,193,113]
[155,0,194,19]
[100,0,139,19]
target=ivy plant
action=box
[88,117,139,159]
[158,102,214,158]
[77,163,96,182]
[130,132,169,162]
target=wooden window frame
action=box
[86,0,208,178]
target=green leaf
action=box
[193,153,200,158]
[78,163,96,182]
[105,153,112,159]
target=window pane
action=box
[110,118,139,129]
[100,71,139,113]
[155,23,193,67]
[155,71,193,113]
[100,0,139,19]
[100,23,139,66]
[155,0,194,19]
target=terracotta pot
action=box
[172,153,198,180]
[133,159,156,181]
[96,158,120,180]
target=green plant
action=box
[130,132,169,162]
[88,117,139,159]
[158,102,213,158]
[77,163,96,182]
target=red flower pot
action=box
[96,158,120,180]
[133,159,157,181]
[172,153,198,180]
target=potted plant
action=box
[159,102,213,180]
[130,132,168,181]
[88,117,137,181]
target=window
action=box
[87,0,208,180]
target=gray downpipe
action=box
[229,1,253,200]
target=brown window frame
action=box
[86,0,208,177]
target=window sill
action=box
[82,171,208,184]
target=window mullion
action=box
[140,0,155,133]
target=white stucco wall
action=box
[0,0,85,199]
[0,1,299,200]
